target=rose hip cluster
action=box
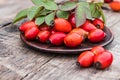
[19,13,106,48]
[77,46,113,69]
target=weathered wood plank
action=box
[0,64,22,80]
[0,0,120,80]
[0,24,57,79]
[0,0,33,25]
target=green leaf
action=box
[90,3,101,18]
[78,2,92,19]
[43,1,58,10]
[93,10,101,18]
[75,5,86,27]
[96,3,106,24]
[59,2,76,11]
[90,4,96,16]
[100,9,106,24]
[45,12,55,26]
[78,2,89,7]
[13,9,28,23]
[35,16,45,26]
[85,7,92,19]
[95,2,103,7]
[38,9,52,16]
[27,6,43,20]
[56,10,69,19]
[31,0,44,5]
[31,0,58,10]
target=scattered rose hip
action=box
[91,46,105,55]
[77,46,113,69]
[104,0,113,3]
[109,1,120,12]
[94,50,113,69]
[77,51,94,67]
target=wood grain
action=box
[0,0,120,80]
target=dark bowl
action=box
[20,27,114,54]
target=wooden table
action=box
[0,0,120,80]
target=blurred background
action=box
[0,0,33,24]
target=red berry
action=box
[109,1,120,12]
[25,27,39,40]
[19,21,37,33]
[37,31,51,43]
[81,20,97,32]
[49,32,66,46]
[50,29,56,34]
[77,51,94,67]
[70,28,88,40]
[91,46,105,55]
[39,24,50,31]
[94,51,113,69]
[88,29,106,42]
[104,0,113,3]
[68,13,76,28]
[92,18,104,30]
[64,33,83,48]
[54,18,72,33]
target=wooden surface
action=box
[0,0,120,80]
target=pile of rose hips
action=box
[19,13,113,69]
[77,46,113,69]
[19,13,106,48]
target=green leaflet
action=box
[31,0,44,5]
[35,16,45,26]
[59,2,76,11]
[56,10,69,19]
[13,9,28,23]
[78,2,92,19]
[43,1,58,10]
[75,5,86,27]
[31,0,58,10]
[45,12,55,26]
[27,6,43,20]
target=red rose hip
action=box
[81,20,97,32]
[88,29,106,42]
[54,18,72,33]
[37,30,51,43]
[91,46,105,55]
[77,51,94,67]
[25,27,39,40]
[92,18,105,30]
[19,21,37,33]
[70,28,88,40]
[94,51,113,69]
[49,32,66,46]
[64,33,83,48]
[68,13,76,28]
